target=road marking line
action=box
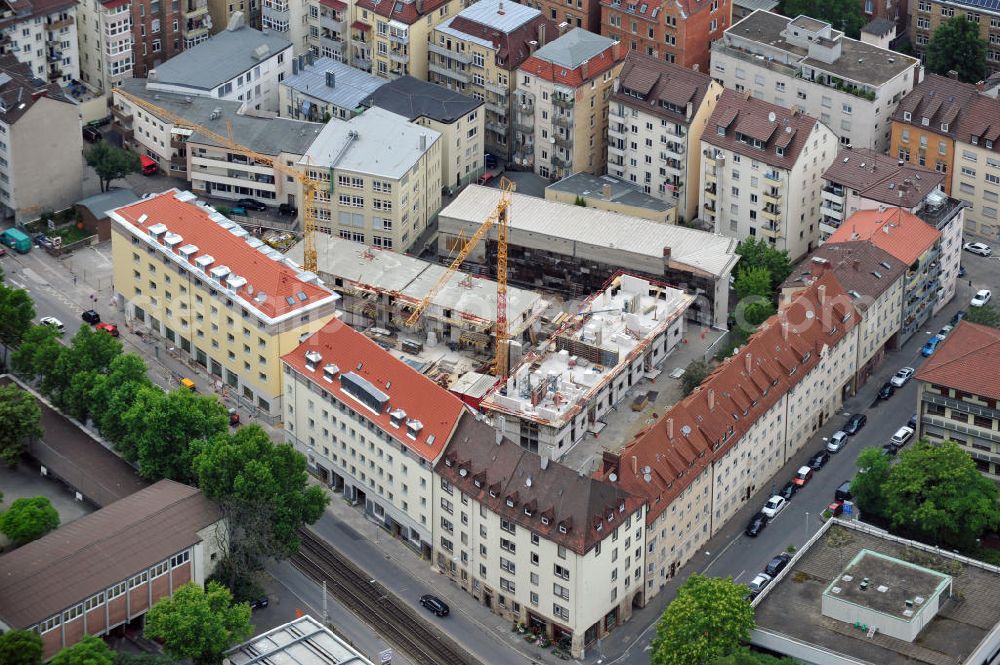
[733,569,746,583]
[701,532,743,574]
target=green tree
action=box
[734,266,773,301]
[120,386,228,482]
[781,0,865,37]
[735,239,793,292]
[682,359,713,397]
[85,141,141,192]
[881,440,1000,550]
[144,581,252,665]
[87,353,152,446]
[50,636,114,665]
[193,425,329,582]
[926,17,987,83]
[54,326,123,420]
[0,496,60,544]
[11,324,61,384]
[650,574,755,665]
[0,629,43,665]
[0,384,42,466]
[738,299,777,328]
[851,447,891,517]
[964,304,1000,328]
[0,283,35,367]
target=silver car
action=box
[826,431,849,453]
[890,367,915,388]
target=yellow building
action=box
[355,0,464,81]
[108,189,341,420]
[910,0,1000,74]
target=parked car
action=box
[826,431,849,453]
[33,233,53,249]
[228,206,247,216]
[420,594,449,617]
[890,367,915,387]
[921,337,942,357]
[765,553,792,577]
[745,512,769,537]
[877,382,895,400]
[82,125,102,143]
[828,500,845,517]
[81,309,100,324]
[964,241,993,256]
[278,203,298,216]
[951,310,967,326]
[882,443,899,456]
[747,572,773,599]
[959,265,967,277]
[908,413,918,429]
[249,596,269,610]
[971,289,992,307]
[236,198,268,211]
[891,426,915,447]
[761,495,787,519]
[793,465,814,486]
[484,153,498,168]
[809,450,830,471]
[835,481,853,502]
[478,172,495,186]
[843,413,867,435]
[778,481,798,500]
[95,322,119,337]
[937,325,954,339]
[40,316,65,334]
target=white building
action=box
[145,14,293,113]
[480,273,693,460]
[700,89,838,261]
[711,11,920,152]
[77,0,133,95]
[0,0,79,89]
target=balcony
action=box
[486,120,506,135]
[389,48,409,64]
[552,114,572,130]
[388,31,409,45]
[764,171,782,182]
[320,13,345,32]
[554,134,573,149]
[608,106,625,122]
[662,140,685,159]
[551,156,568,169]
[703,201,716,213]
[184,2,208,17]
[514,121,534,135]
[184,25,209,41]
[760,223,783,238]
[763,189,782,206]
[351,33,370,47]
[662,156,683,172]
[428,43,472,63]
[552,95,574,110]
[48,68,63,81]
[428,63,469,84]
[608,142,625,158]
[170,136,187,150]
[607,122,625,140]
[353,55,371,71]
[703,152,718,168]
[761,205,782,221]
[485,101,506,115]
[820,200,844,221]
[516,100,534,116]
[47,16,74,29]
[704,183,717,197]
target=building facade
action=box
[208,0,258,45]
[77,0,134,95]
[951,93,1000,240]
[279,54,385,121]
[517,28,625,179]
[710,11,919,153]
[916,321,1000,481]
[0,0,80,88]
[607,51,722,224]
[109,190,340,418]
[699,90,838,261]
[354,0,463,81]
[909,0,1000,74]
[302,106,442,253]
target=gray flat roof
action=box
[77,188,139,218]
[734,0,779,12]
[118,79,324,155]
[371,75,483,124]
[303,107,440,178]
[546,173,673,213]
[227,615,376,665]
[149,23,291,91]
[282,57,385,111]
[453,0,539,33]
[532,28,616,70]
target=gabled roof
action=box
[356,0,450,25]
[282,319,465,462]
[611,51,717,125]
[827,207,941,266]
[519,28,624,86]
[781,241,907,306]
[892,74,979,139]
[76,188,140,219]
[439,0,552,71]
[915,321,1000,401]
[822,147,944,209]
[954,93,1000,154]
[597,271,859,523]
[0,54,73,124]
[371,75,483,124]
[436,413,643,555]
[0,480,220,628]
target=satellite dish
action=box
[526,477,533,487]
[681,425,692,435]
[806,310,815,319]
[643,473,653,483]
[608,473,618,482]
[768,111,776,123]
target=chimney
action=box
[707,388,715,411]
[948,69,959,80]
[416,0,424,12]
[582,60,589,81]
[540,455,549,470]
[538,23,547,46]
[853,258,861,271]
[419,133,427,150]
[818,284,826,307]
[692,63,699,72]
[666,417,673,438]
[781,320,789,341]
[662,246,671,260]
[745,352,752,374]
[602,183,612,199]
[528,39,538,54]
[631,455,638,475]
[497,0,504,13]
[326,71,336,88]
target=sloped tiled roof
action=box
[356,0,450,25]
[822,147,944,209]
[954,93,1000,154]
[892,74,979,139]
[781,241,906,307]
[596,271,859,524]
[282,319,465,463]
[0,54,73,124]
[437,413,643,555]
[518,28,625,86]
[826,207,941,266]
[611,51,717,124]
[440,0,554,71]
[915,321,1000,400]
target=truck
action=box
[0,228,31,253]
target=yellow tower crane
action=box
[404,177,514,378]
[111,88,323,272]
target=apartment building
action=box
[371,75,485,190]
[480,274,693,460]
[915,321,1000,481]
[521,0,599,31]
[302,107,442,253]
[280,55,385,121]
[910,0,1000,74]
[434,414,646,658]
[296,0,348,62]
[710,11,919,153]
[0,481,224,660]
[544,172,676,224]
[430,0,553,163]
[890,74,979,196]
[145,15,293,112]
[606,51,722,224]
[517,28,625,179]
[0,0,79,88]
[597,271,859,602]
[77,0,134,95]
[599,0,729,71]
[0,55,81,224]
[699,90,837,261]
[354,0,463,81]
[109,190,340,418]
[951,93,1000,239]
[827,208,943,344]
[208,0,259,44]
[282,318,466,557]
[113,79,323,198]
[781,242,906,389]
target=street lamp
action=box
[804,512,810,541]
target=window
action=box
[553,563,570,580]
[500,538,516,553]
[552,604,569,621]
[553,583,570,600]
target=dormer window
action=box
[506,498,515,508]
[717,125,726,136]
[776,146,785,157]
[596,522,603,531]
[903,111,911,121]
[524,506,533,517]
[921,117,929,126]
[541,516,550,525]
[489,488,498,498]
[607,512,615,521]
[972,136,979,145]
[445,458,454,467]
[941,123,949,132]
[988,140,994,149]
[619,502,625,513]
[474,478,482,488]
[802,351,811,363]
[459,467,468,477]
[558,521,569,534]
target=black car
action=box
[249,596,269,610]
[236,198,268,211]
[843,413,867,435]
[835,481,853,502]
[809,450,830,470]
[745,511,768,537]
[81,309,100,324]
[877,382,895,400]
[951,310,966,327]
[420,594,449,617]
[882,443,899,456]
[764,553,792,576]
[908,413,917,429]
[82,125,102,143]
[278,203,298,216]
[778,481,798,501]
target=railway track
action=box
[291,528,476,665]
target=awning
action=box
[139,155,156,168]
[320,0,346,9]
[351,20,371,30]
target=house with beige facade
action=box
[951,93,1000,240]
[355,0,464,81]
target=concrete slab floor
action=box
[0,462,93,551]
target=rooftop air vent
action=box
[406,419,423,439]
[304,350,322,370]
[322,363,340,381]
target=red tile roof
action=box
[446,14,555,71]
[955,94,1000,154]
[596,271,859,524]
[351,19,371,30]
[110,190,336,321]
[915,321,1000,401]
[518,37,626,87]
[892,74,978,140]
[826,207,941,266]
[282,319,465,462]
[356,0,450,24]
[320,0,347,10]
[611,51,717,125]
